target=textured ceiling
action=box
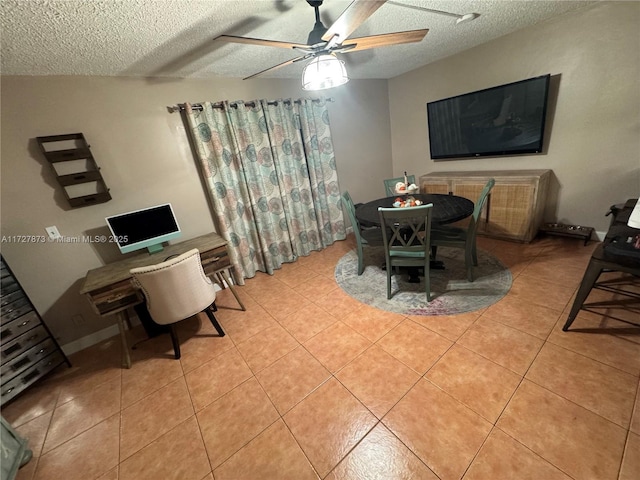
[0,0,598,80]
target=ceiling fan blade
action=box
[321,0,387,44]
[340,29,428,52]
[216,34,308,50]
[243,55,308,80]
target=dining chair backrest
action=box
[342,190,385,275]
[430,178,495,283]
[384,175,416,196]
[378,204,434,254]
[470,178,496,230]
[342,191,362,242]
[378,204,434,301]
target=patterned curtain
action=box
[184,98,346,282]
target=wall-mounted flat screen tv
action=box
[427,74,551,160]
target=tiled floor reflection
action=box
[3,235,639,480]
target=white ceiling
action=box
[0,0,598,80]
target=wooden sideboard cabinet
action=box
[1,255,70,405]
[419,170,551,243]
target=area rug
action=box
[334,246,512,316]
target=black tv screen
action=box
[427,74,551,160]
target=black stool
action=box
[562,244,639,330]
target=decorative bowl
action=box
[392,196,423,208]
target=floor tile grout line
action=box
[278,398,356,480]
[618,425,637,480]
[402,376,498,480]
[39,380,123,457]
[544,333,640,379]
[304,324,444,478]
[243,336,424,478]
[34,412,122,478]
[117,354,125,478]
[191,363,293,476]
[450,327,546,377]
[20,393,59,463]
[576,306,640,328]
[331,348,425,421]
[519,376,634,432]
[203,341,352,478]
[490,424,579,480]
[542,327,640,380]
[481,309,638,434]
[188,321,367,474]
[251,353,332,417]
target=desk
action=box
[80,232,244,368]
[356,194,474,227]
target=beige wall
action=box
[389,1,640,232]
[0,76,391,348]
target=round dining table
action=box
[355,193,475,280]
[355,193,474,227]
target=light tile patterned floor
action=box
[3,235,639,480]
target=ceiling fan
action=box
[215,0,428,87]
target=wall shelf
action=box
[36,133,111,208]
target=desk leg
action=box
[218,269,246,311]
[562,259,602,331]
[117,310,132,369]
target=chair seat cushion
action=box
[389,247,425,258]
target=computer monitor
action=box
[105,203,181,254]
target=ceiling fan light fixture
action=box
[302,54,349,91]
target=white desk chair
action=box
[130,248,225,359]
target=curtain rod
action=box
[167,97,334,113]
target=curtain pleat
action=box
[184,98,346,281]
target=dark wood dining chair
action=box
[431,178,495,282]
[378,203,434,302]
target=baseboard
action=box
[61,323,122,356]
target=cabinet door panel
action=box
[452,183,483,203]
[421,181,450,194]
[451,182,485,228]
[486,184,534,238]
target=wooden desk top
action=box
[80,232,227,294]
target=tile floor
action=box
[3,235,640,480]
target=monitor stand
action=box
[146,243,164,254]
